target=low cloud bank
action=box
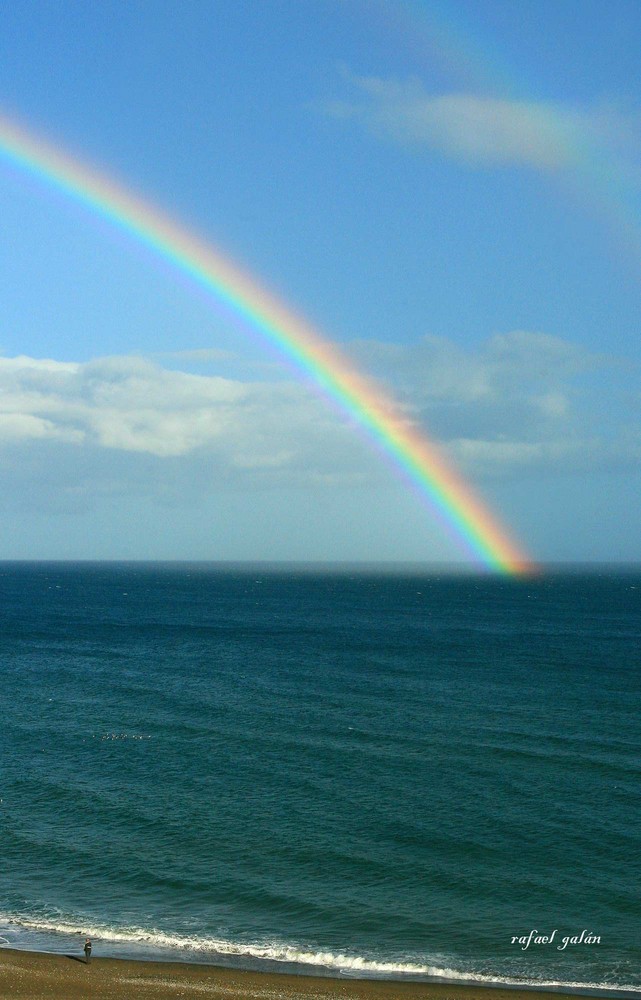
[0,331,637,514]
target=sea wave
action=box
[1,912,639,994]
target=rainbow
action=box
[0,112,533,573]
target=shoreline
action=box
[1,948,639,1000]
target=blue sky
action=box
[0,0,640,563]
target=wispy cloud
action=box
[351,330,639,479]
[325,74,639,172]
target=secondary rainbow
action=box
[0,112,533,573]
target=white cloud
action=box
[0,412,82,443]
[326,75,639,171]
[0,331,637,517]
[0,353,372,492]
[76,356,250,456]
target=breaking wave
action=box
[1,912,639,994]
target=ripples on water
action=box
[0,563,639,989]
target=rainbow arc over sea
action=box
[0,113,533,574]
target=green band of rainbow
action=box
[0,113,534,573]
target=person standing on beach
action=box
[84,938,92,964]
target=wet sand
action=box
[0,948,611,1000]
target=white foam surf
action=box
[1,913,639,994]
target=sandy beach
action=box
[0,948,619,1000]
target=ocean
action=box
[0,562,639,992]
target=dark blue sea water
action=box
[0,563,639,991]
